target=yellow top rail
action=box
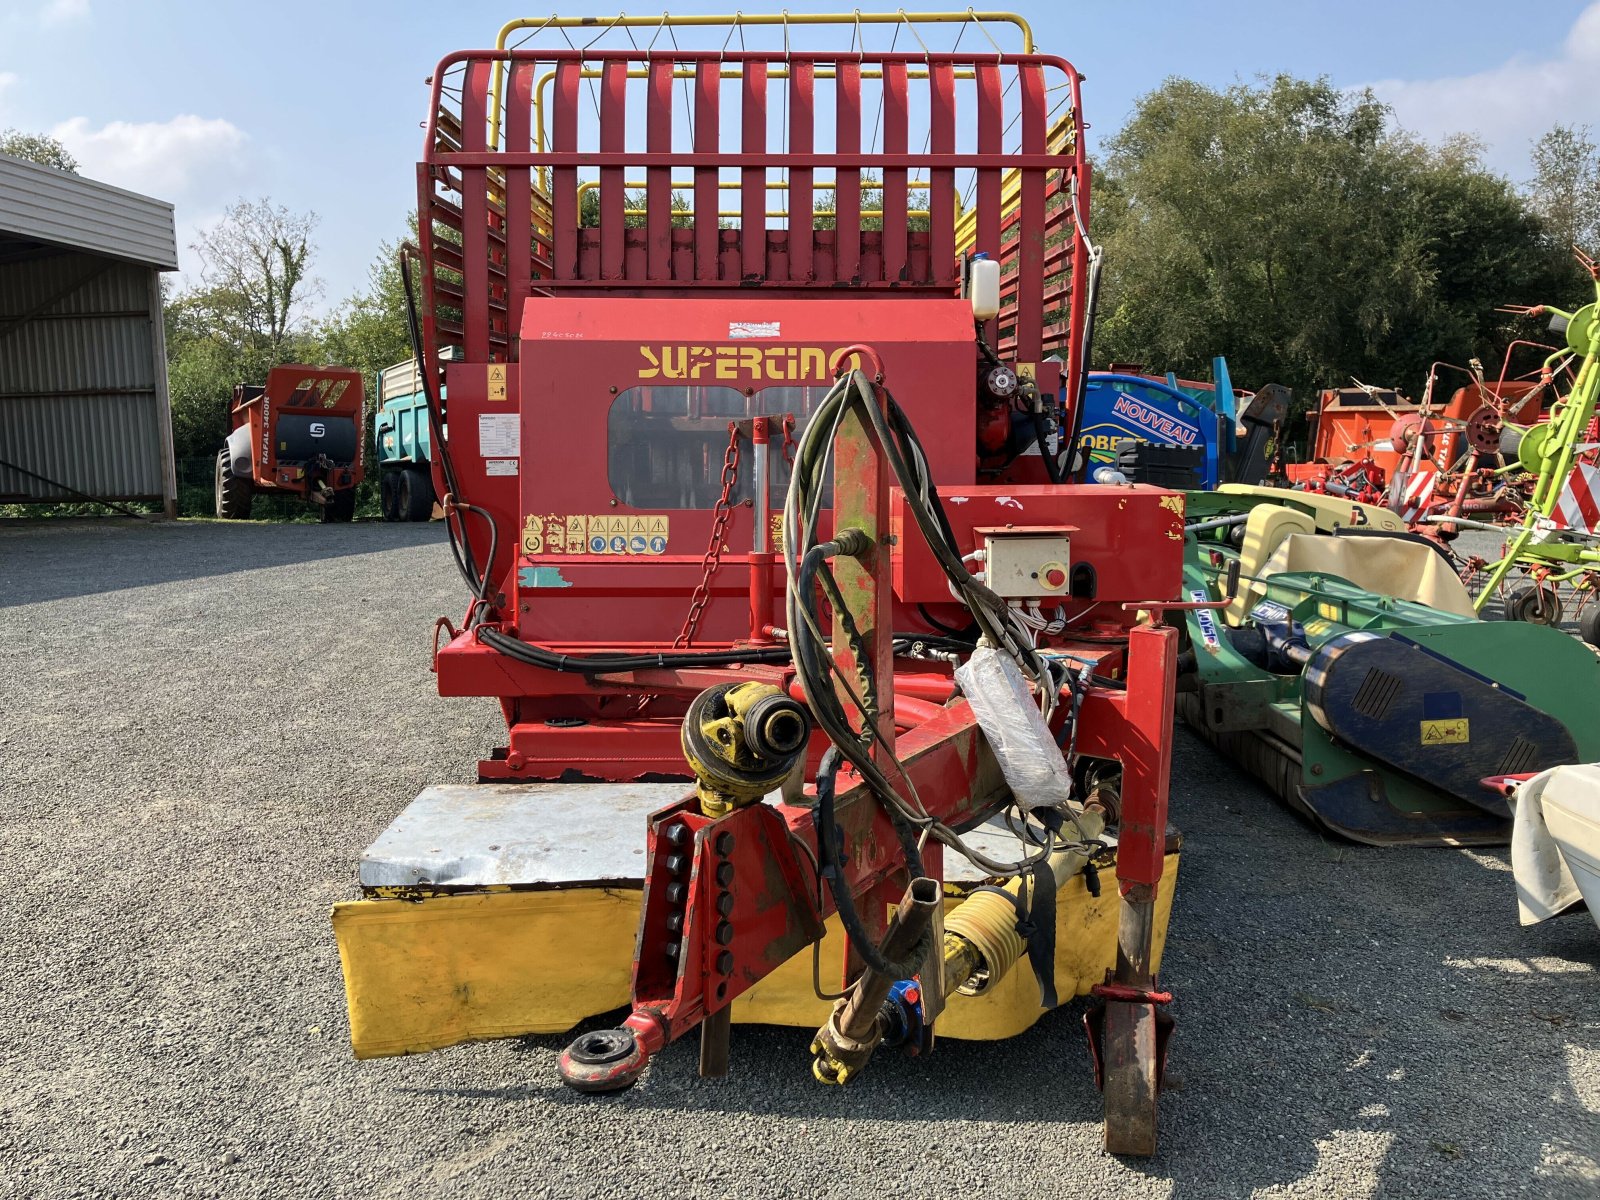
[486,10,1037,151]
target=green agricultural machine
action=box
[1177,489,1600,846]
[1466,258,1600,644]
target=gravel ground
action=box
[0,518,1596,1199]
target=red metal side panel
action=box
[834,60,861,283]
[741,63,767,282]
[646,60,674,281]
[552,62,580,281]
[694,63,720,281]
[1015,66,1047,364]
[788,61,814,283]
[600,60,628,280]
[461,59,493,363]
[881,62,908,284]
[927,63,955,283]
[505,61,534,337]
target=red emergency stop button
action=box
[1041,564,1067,590]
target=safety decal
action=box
[521,514,669,556]
[1420,719,1470,745]
[487,364,508,401]
[1191,589,1220,650]
[1420,691,1469,745]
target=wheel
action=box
[1579,603,1600,648]
[214,449,253,520]
[399,466,434,522]
[319,488,356,523]
[1101,1000,1160,1156]
[379,472,401,522]
[1506,584,1563,626]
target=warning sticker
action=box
[487,363,508,401]
[1191,589,1220,650]
[521,514,671,556]
[646,515,669,554]
[1421,718,1470,745]
[605,515,629,555]
[478,412,519,457]
[729,321,781,338]
[485,458,517,477]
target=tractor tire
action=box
[399,466,434,522]
[1579,603,1600,649]
[215,449,254,520]
[379,471,401,522]
[320,488,357,524]
[1506,584,1563,626]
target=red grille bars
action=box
[420,47,1087,374]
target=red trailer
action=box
[333,13,1187,1156]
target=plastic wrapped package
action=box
[954,645,1073,811]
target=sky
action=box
[1,0,1596,308]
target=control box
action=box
[979,527,1073,598]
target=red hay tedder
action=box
[331,12,1189,1156]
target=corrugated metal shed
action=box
[0,153,178,514]
[0,153,177,269]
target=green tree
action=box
[1528,124,1600,251]
[317,231,415,391]
[190,198,321,358]
[164,199,323,460]
[0,128,78,172]
[1089,75,1566,409]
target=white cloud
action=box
[39,0,89,26]
[49,113,247,198]
[1360,3,1600,176]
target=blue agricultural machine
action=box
[1072,357,1288,489]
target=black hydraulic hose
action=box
[399,249,500,610]
[1031,405,1065,485]
[917,603,978,641]
[814,746,930,981]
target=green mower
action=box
[1177,489,1600,846]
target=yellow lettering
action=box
[714,348,738,380]
[638,345,661,379]
[662,346,688,380]
[740,346,763,377]
[690,348,712,380]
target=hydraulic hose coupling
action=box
[682,681,811,818]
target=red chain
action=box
[676,422,742,648]
[781,414,798,466]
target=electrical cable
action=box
[783,368,1090,880]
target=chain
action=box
[676,421,742,647]
[781,413,798,466]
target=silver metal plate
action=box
[359,782,688,888]
[360,782,1119,889]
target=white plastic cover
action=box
[1510,764,1600,929]
[954,644,1074,811]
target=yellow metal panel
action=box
[333,853,1178,1059]
[334,887,637,1059]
